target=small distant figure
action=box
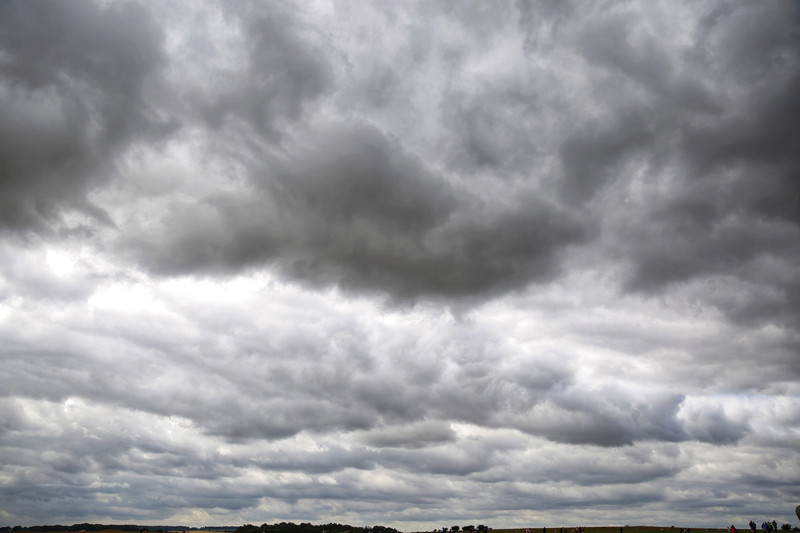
[771,523,776,532]
[544,527,547,533]
[730,525,736,533]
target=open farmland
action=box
[486,528,731,533]
[410,528,735,533]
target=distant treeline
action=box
[0,525,237,533]
[237,523,400,533]
[1,526,141,532]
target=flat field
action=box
[491,529,728,533]
[422,528,730,533]
[49,528,733,533]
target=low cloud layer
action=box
[1,0,799,530]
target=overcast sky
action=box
[1,0,799,530]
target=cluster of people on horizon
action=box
[738,520,780,533]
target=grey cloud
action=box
[622,208,798,291]
[268,122,457,235]
[679,78,800,224]
[558,111,653,204]
[195,2,333,140]
[0,0,173,234]
[361,421,456,449]
[581,6,722,114]
[512,386,687,446]
[125,197,283,276]
[680,407,748,445]
[187,339,567,443]
[2,473,263,524]
[440,79,550,175]
[481,482,665,513]
[579,12,672,92]
[0,403,268,521]
[431,1,517,47]
[561,2,800,330]
[5,302,669,448]
[701,2,800,83]
[577,12,718,116]
[530,446,681,486]
[131,120,590,301]
[2,299,725,450]
[198,397,377,442]
[516,0,574,53]
[378,442,498,476]
[0,400,26,438]
[250,445,376,474]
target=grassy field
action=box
[421,528,731,533]
[40,528,736,533]
[490,528,729,533]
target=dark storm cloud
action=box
[65,0,794,313]
[572,1,800,328]
[558,111,653,205]
[132,119,590,301]
[0,0,174,233]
